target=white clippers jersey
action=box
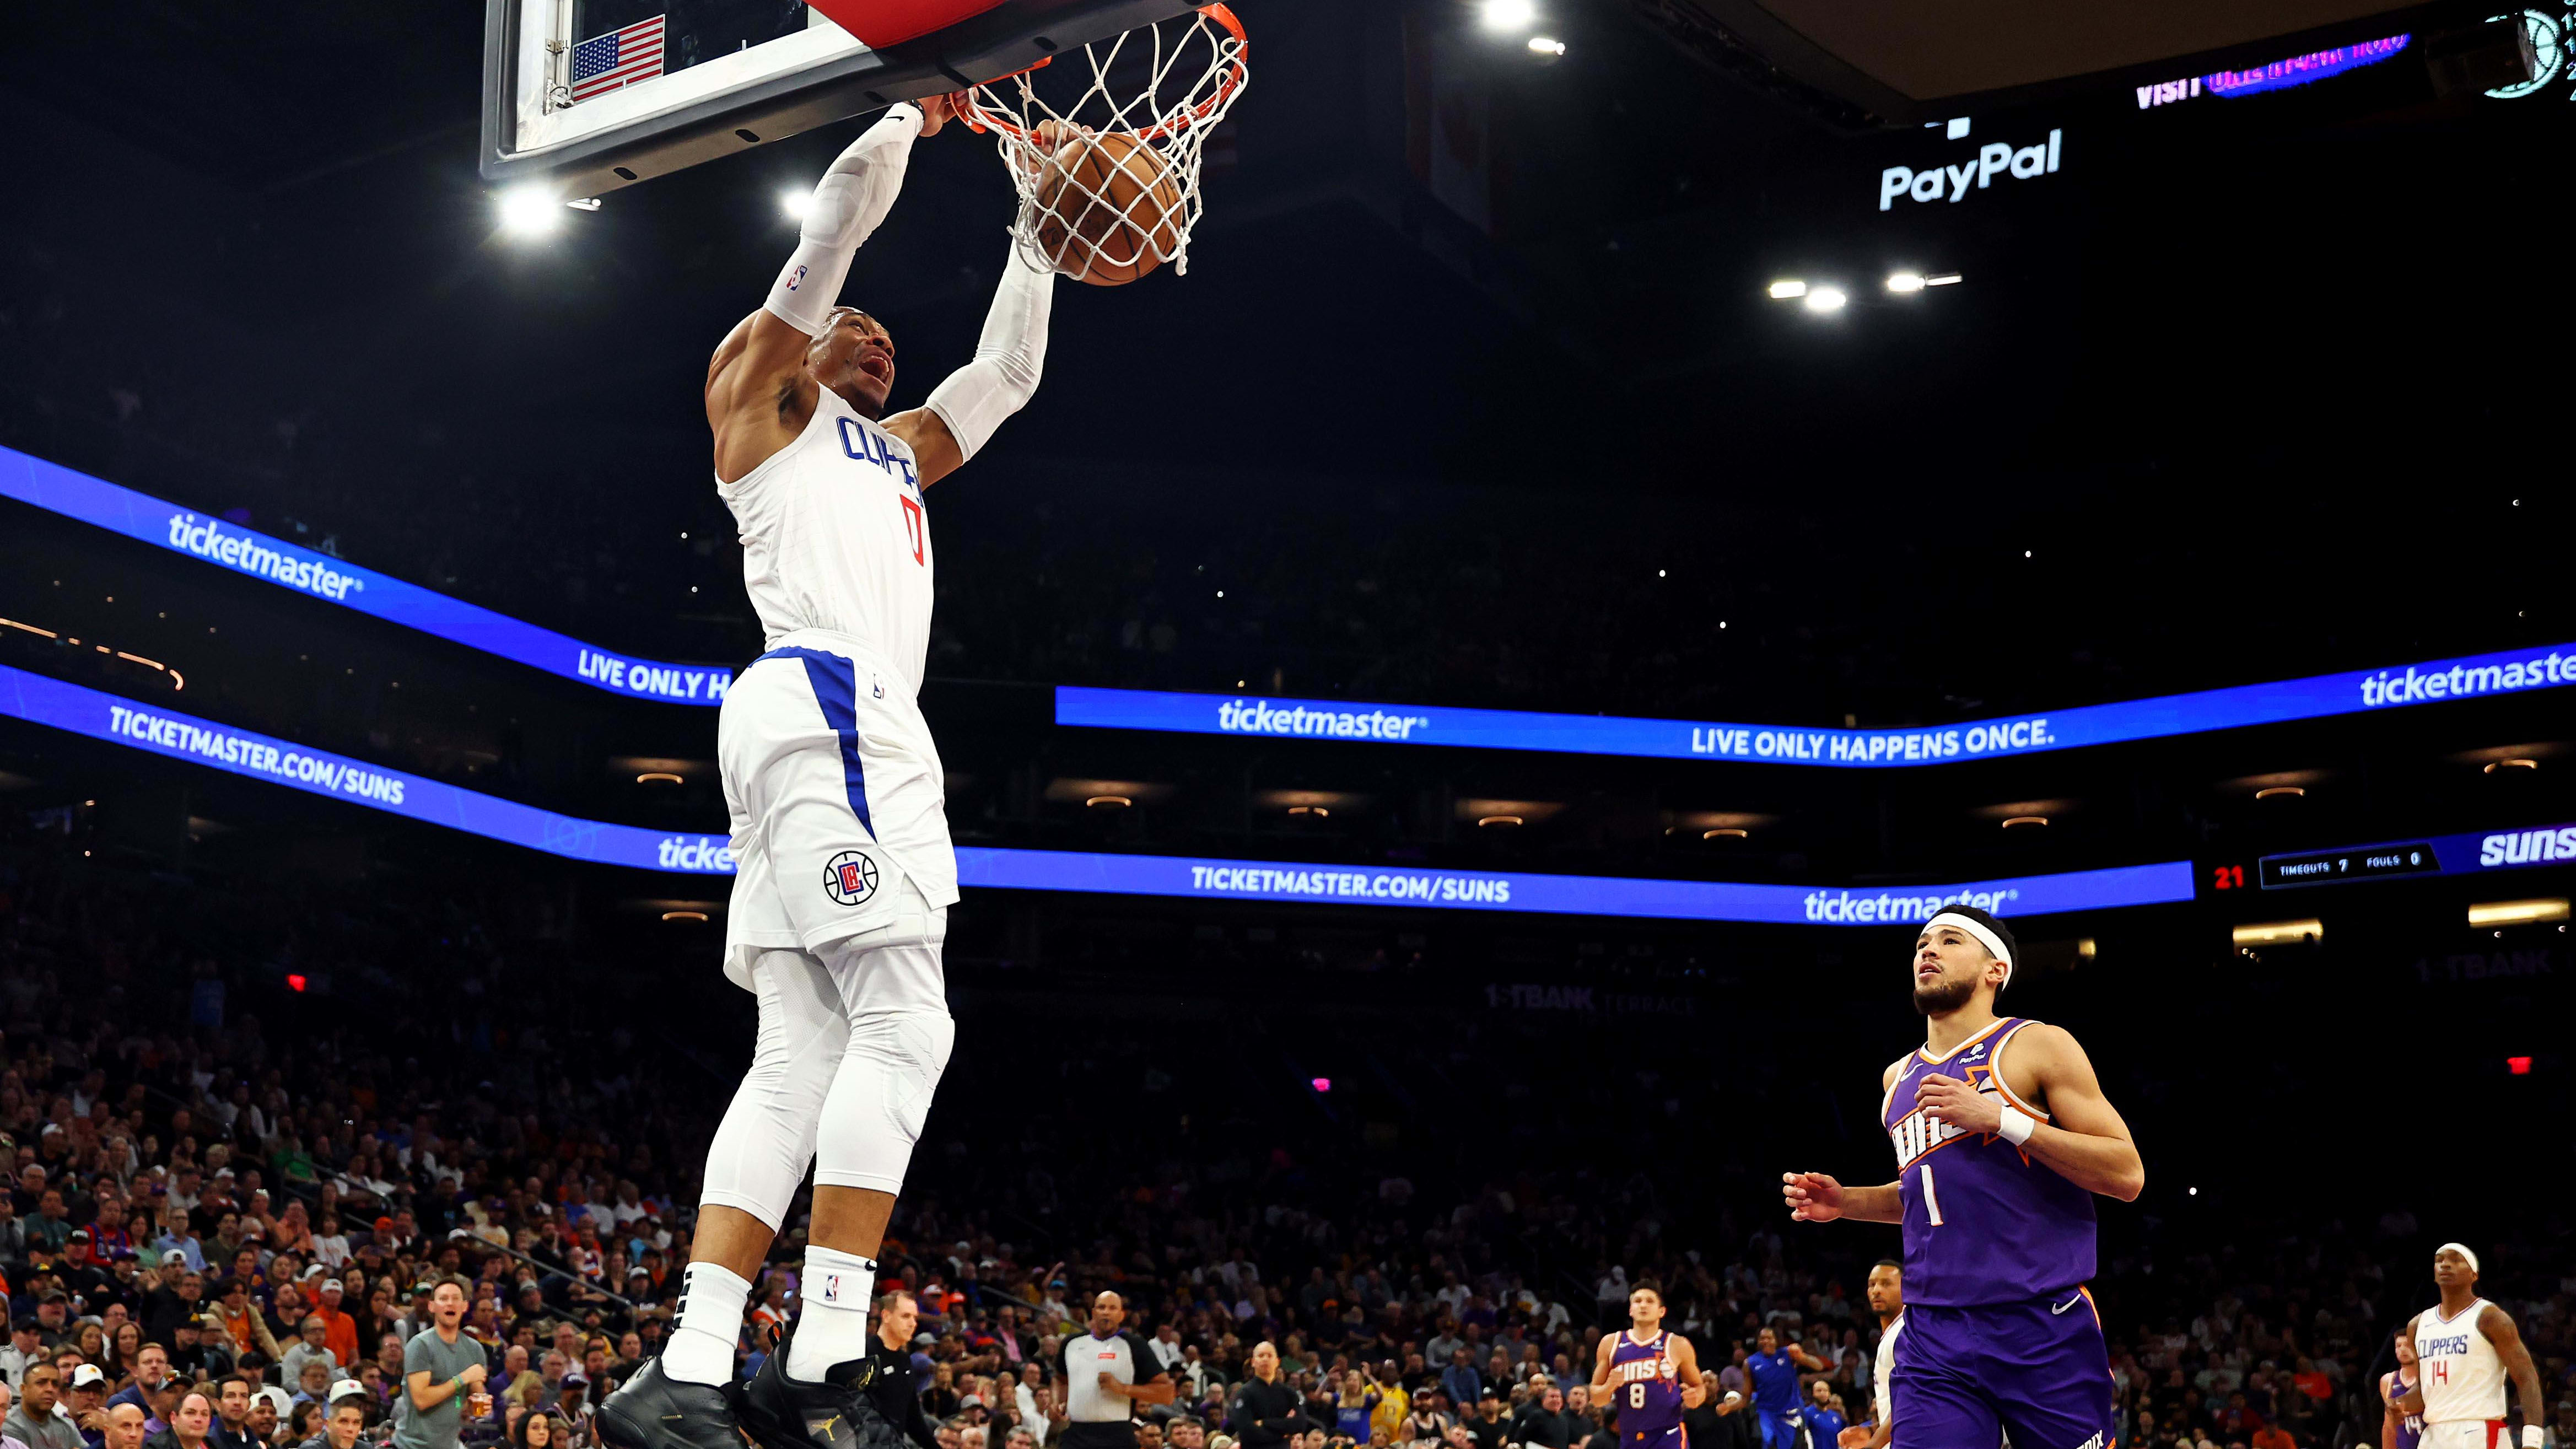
[2412,1300,2506,1423]
[718,387,934,698]
[1874,1313,1902,1427]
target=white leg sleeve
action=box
[811,884,954,1195]
[698,947,847,1231]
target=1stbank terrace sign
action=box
[0,661,2197,924]
[0,446,733,705]
[1057,640,2576,769]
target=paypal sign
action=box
[0,446,731,705]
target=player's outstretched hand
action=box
[917,93,956,137]
[1836,1428,1871,1448]
[1915,1072,2002,1135]
[1782,1171,1845,1222]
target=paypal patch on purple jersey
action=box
[1883,1017,2097,1306]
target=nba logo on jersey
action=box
[824,849,880,907]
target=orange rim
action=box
[949,4,1247,144]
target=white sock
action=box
[785,1246,879,1380]
[665,1262,753,1385]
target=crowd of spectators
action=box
[4,820,2575,1449]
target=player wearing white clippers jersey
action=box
[1838,1261,1901,1449]
[600,94,1061,1449]
[2397,1244,2544,1449]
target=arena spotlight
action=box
[497,185,562,236]
[1479,0,1537,32]
[779,189,812,221]
[1923,273,1964,286]
[1767,279,1808,299]
[1802,287,1847,313]
[1528,35,1567,55]
[1886,272,1926,293]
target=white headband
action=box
[1923,911,2014,988]
[2436,1242,2480,1274]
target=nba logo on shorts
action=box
[824,849,880,906]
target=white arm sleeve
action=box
[922,246,1056,465]
[763,103,923,337]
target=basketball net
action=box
[952,6,1249,279]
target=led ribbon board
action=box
[0,662,2194,922]
[0,446,731,705]
[2259,821,2576,888]
[1059,642,2576,768]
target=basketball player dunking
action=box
[2397,1244,2543,1449]
[1588,1284,1700,1449]
[600,93,1061,1449]
[1781,905,2144,1449]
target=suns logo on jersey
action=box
[1888,1070,2000,1168]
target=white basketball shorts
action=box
[2418,1423,2507,1449]
[719,631,959,985]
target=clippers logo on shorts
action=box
[824,849,881,907]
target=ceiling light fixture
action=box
[1478,814,1524,829]
[2254,785,2304,799]
[2486,757,2538,773]
[636,772,685,785]
[1086,794,1134,810]
[1803,287,1847,313]
[661,910,710,923]
[1885,272,1926,293]
[1702,827,1749,839]
[2001,815,2049,829]
[1767,279,1808,299]
[1479,0,1537,31]
[1527,35,1566,54]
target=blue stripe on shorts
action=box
[757,646,876,840]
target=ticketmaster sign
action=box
[1059,640,2576,769]
[0,662,2192,923]
[0,446,732,705]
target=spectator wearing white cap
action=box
[298,1384,370,1449]
[313,1287,360,1373]
[61,1367,106,1449]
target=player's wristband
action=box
[2520,1428,2541,1449]
[1997,1105,2038,1145]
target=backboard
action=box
[478,0,1201,197]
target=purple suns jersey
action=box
[1882,1017,2097,1307]
[1606,1330,1684,1439]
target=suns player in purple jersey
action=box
[2381,1331,2423,1449]
[1780,904,2144,1449]
[1589,1284,1701,1449]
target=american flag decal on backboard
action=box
[570,15,666,103]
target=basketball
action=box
[1031,130,1184,286]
